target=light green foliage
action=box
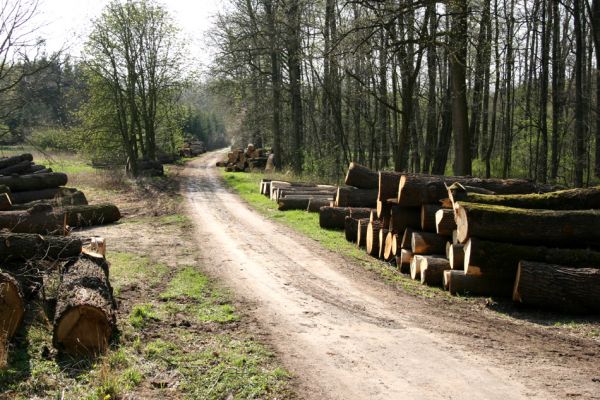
[129,303,159,329]
[108,251,169,290]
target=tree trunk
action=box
[53,255,115,356]
[8,187,80,204]
[444,270,513,297]
[356,218,370,248]
[278,196,332,211]
[63,204,121,227]
[411,231,447,255]
[344,162,378,189]
[420,204,442,232]
[0,173,68,192]
[335,187,377,207]
[435,209,456,236]
[366,220,382,257]
[464,237,600,279]
[319,206,371,230]
[574,0,585,186]
[0,233,81,263]
[420,256,450,286]
[455,202,600,247]
[286,0,304,174]
[513,261,600,313]
[398,248,413,274]
[307,198,331,212]
[448,243,464,270]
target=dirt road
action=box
[183,151,600,400]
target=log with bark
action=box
[366,221,383,257]
[448,244,465,270]
[455,202,600,247]
[0,154,33,170]
[397,174,543,206]
[400,228,414,250]
[356,218,370,248]
[411,231,448,255]
[449,183,600,210]
[0,270,25,368]
[0,205,65,234]
[53,255,116,356]
[335,186,378,208]
[319,206,371,230]
[344,162,379,189]
[513,261,600,313]
[376,171,403,217]
[0,160,33,176]
[277,196,333,211]
[420,256,451,286]
[11,190,88,210]
[344,216,358,242]
[464,237,600,279]
[0,193,10,211]
[8,187,80,204]
[307,198,331,212]
[63,204,121,227]
[389,206,420,234]
[444,270,513,297]
[0,233,81,263]
[398,249,413,274]
[421,205,443,232]
[435,209,456,236]
[0,173,68,192]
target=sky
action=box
[35,0,226,68]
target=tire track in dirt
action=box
[183,150,580,400]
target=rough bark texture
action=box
[335,187,378,207]
[399,249,413,274]
[63,204,121,227]
[307,198,331,212]
[464,237,600,279]
[53,255,116,356]
[401,228,414,250]
[319,206,371,230]
[421,204,443,232]
[278,196,332,211]
[450,184,600,210]
[411,231,448,255]
[420,256,451,286]
[390,206,420,234]
[344,162,379,189]
[8,187,79,204]
[376,171,403,217]
[435,209,457,236]
[513,261,600,313]
[0,205,65,234]
[0,154,33,170]
[444,270,513,297]
[11,191,88,210]
[0,173,68,192]
[455,202,600,247]
[0,271,25,340]
[398,174,542,206]
[356,218,370,248]
[344,216,359,242]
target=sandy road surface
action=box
[183,150,600,400]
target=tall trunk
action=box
[574,0,585,186]
[485,0,501,178]
[449,0,471,175]
[378,27,389,170]
[502,0,516,178]
[264,0,282,169]
[286,0,304,174]
[550,0,562,180]
[538,0,550,183]
[423,1,437,173]
[591,0,600,177]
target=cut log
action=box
[397,174,543,206]
[448,244,465,270]
[411,231,447,255]
[463,237,600,279]
[278,196,332,211]
[421,205,442,232]
[335,187,378,208]
[344,216,359,242]
[399,249,413,274]
[307,198,331,212]
[53,255,115,356]
[0,271,25,339]
[0,160,32,176]
[0,233,81,262]
[435,209,456,236]
[513,261,600,313]
[0,193,10,211]
[378,228,389,259]
[391,233,399,257]
[420,256,450,286]
[376,172,403,217]
[319,206,371,230]
[383,231,395,261]
[11,190,88,210]
[0,173,67,192]
[449,183,600,210]
[444,270,513,297]
[8,187,80,204]
[356,218,370,248]
[0,205,65,234]
[389,206,420,234]
[0,154,33,170]
[366,221,383,257]
[63,204,121,227]
[400,228,414,250]
[410,255,425,280]
[455,202,600,247]
[344,162,379,189]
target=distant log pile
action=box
[258,160,600,315]
[0,153,122,365]
[216,144,269,172]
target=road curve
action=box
[182,150,556,400]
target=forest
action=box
[211,0,600,187]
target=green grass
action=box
[221,171,446,298]
[160,267,239,323]
[108,251,169,291]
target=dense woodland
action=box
[211,0,600,187]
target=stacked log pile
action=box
[216,144,269,172]
[0,154,121,365]
[259,179,337,211]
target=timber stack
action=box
[259,178,337,211]
[216,144,269,172]
[0,153,121,366]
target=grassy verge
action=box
[0,152,293,400]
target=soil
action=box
[183,150,600,400]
